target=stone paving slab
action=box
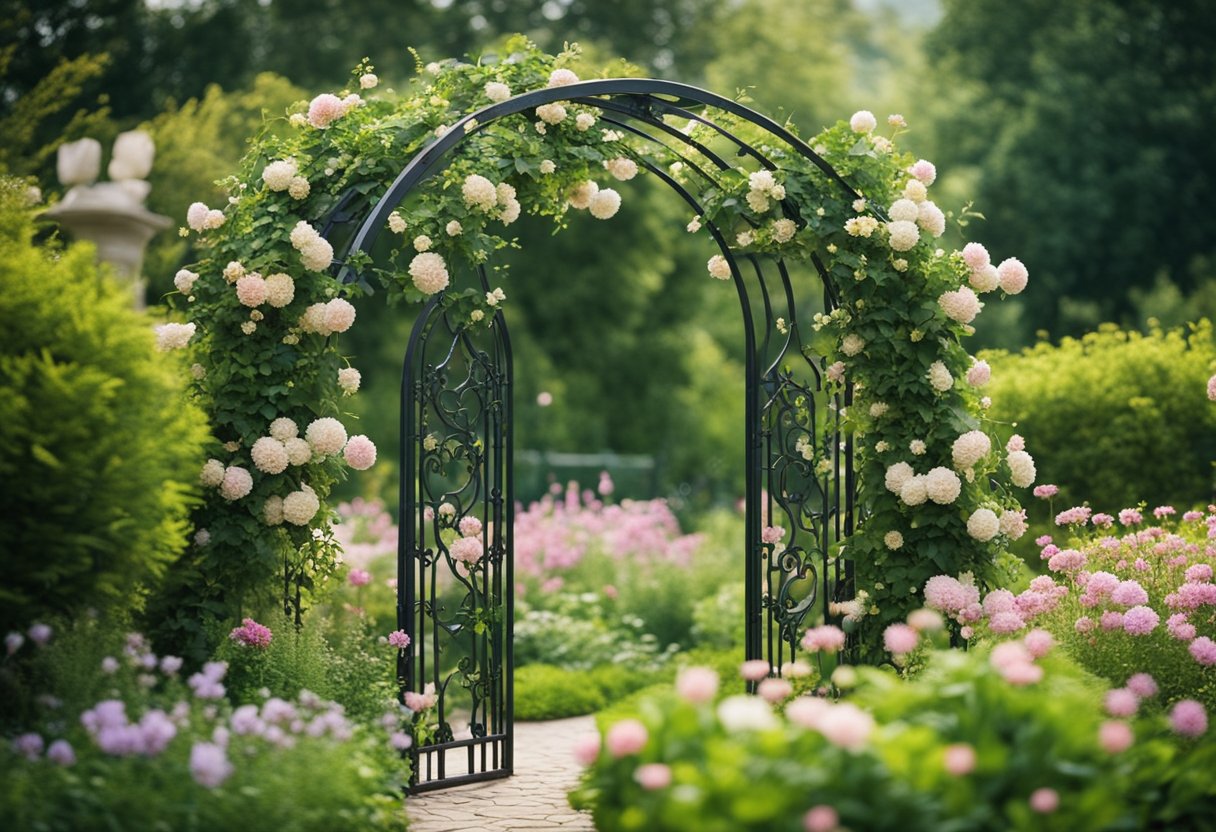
[406,716,598,831]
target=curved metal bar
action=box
[338,78,862,282]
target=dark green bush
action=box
[984,322,1216,519]
[0,180,208,632]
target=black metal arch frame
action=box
[329,78,859,792]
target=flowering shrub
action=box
[0,622,405,830]
[573,619,1216,831]
[933,507,1216,711]
[515,479,732,648]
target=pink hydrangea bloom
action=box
[1153,505,1177,519]
[1119,508,1143,526]
[1074,616,1095,633]
[307,93,347,128]
[1208,374,1216,401]
[883,624,919,655]
[758,677,794,703]
[1047,548,1086,572]
[1170,700,1208,737]
[923,575,978,614]
[1035,534,1053,547]
[989,611,1025,634]
[1100,611,1125,631]
[458,516,483,537]
[762,525,786,544]
[943,743,976,776]
[572,733,600,766]
[1126,673,1158,699]
[804,805,840,832]
[908,159,937,185]
[801,625,846,653]
[344,435,377,470]
[1122,606,1159,635]
[740,659,771,681]
[1023,629,1054,658]
[1185,563,1213,582]
[229,619,272,649]
[1029,788,1059,814]
[1033,484,1059,499]
[1055,506,1092,526]
[1189,636,1216,666]
[983,589,1016,616]
[1167,613,1196,641]
[605,719,648,757]
[1105,688,1139,718]
[388,630,410,649]
[676,666,719,704]
[189,741,234,788]
[635,762,672,790]
[816,703,875,751]
[1099,721,1134,754]
[961,242,990,272]
[347,568,371,587]
[1091,513,1114,527]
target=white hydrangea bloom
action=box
[305,417,348,456]
[605,157,638,181]
[155,322,195,351]
[927,361,953,392]
[461,174,498,211]
[884,461,914,494]
[284,438,311,466]
[174,269,199,294]
[900,475,928,506]
[263,495,284,526]
[589,188,621,219]
[884,531,903,550]
[548,68,579,87]
[966,509,1000,541]
[568,181,598,210]
[939,286,982,324]
[772,219,797,243]
[707,255,731,280]
[1007,450,1037,488]
[388,211,407,234]
[841,334,865,357]
[535,102,567,124]
[339,367,361,395]
[269,418,298,441]
[888,199,919,223]
[969,263,1001,293]
[282,489,320,525]
[484,81,511,102]
[409,252,450,295]
[924,467,962,505]
[951,430,992,470]
[917,201,946,238]
[265,273,295,308]
[1000,510,1028,539]
[251,437,290,475]
[887,220,920,252]
[200,458,226,487]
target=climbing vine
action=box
[158,37,1034,659]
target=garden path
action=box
[406,716,598,831]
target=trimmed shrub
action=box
[0,181,208,632]
[983,322,1216,520]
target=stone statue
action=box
[43,131,171,309]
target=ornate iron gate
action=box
[334,78,859,791]
[398,269,513,790]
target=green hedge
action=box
[0,180,208,631]
[984,322,1216,517]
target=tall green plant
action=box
[0,179,208,632]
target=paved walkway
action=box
[406,716,598,831]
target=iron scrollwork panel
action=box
[400,300,512,791]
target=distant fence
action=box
[513,450,660,503]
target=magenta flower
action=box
[347,568,371,587]
[229,618,273,649]
[388,630,410,649]
[1126,673,1158,699]
[1104,688,1139,718]
[1122,606,1159,635]
[1189,636,1216,666]
[46,739,76,766]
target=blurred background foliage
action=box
[4,0,1215,518]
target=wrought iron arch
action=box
[330,78,860,791]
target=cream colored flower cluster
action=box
[289,221,334,272]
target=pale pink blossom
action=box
[343,435,377,470]
[883,624,918,655]
[605,719,648,757]
[307,94,347,128]
[740,659,771,681]
[804,805,840,832]
[1170,700,1208,737]
[943,743,976,775]
[1029,788,1059,814]
[573,733,600,766]
[676,667,719,704]
[635,762,672,790]
[1099,721,1134,754]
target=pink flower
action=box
[1208,374,1216,401]
[1153,505,1176,519]
[344,435,377,470]
[572,733,600,766]
[597,471,614,496]
[635,762,672,790]
[961,242,990,272]
[786,696,830,730]
[605,719,648,757]
[27,623,52,646]
[1167,613,1196,641]
[923,575,979,614]
[1035,535,1053,546]
[1047,549,1086,572]
[1126,673,1158,699]
[996,257,1028,294]
[1033,484,1059,499]
[449,536,483,565]
[676,666,719,704]
[13,732,43,760]
[389,731,412,750]
[762,525,786,544]
[983,589,1016,615]
[1091,513,1114,527]
[1170,700,1208,737]
[1023,629,1054,658]
[966,360,991,387]
[348,568,371,587]
[1119,508,1143,526]
[817,703,874,751]
[1029,788,1059,814]
[1105,688,1138,718]
[989,611,1025,635]
[883,624,919,655]
[1185,563,1213,583]
[1099,721,1134,754]
[740,659,771,681]
[1111,580,1149,606]
[189,741,234,788]
[1189,636,1216,666]
[1100,611,1125,631]
[1055,506,1092,526]
[943,743,976,776]
[307,93,347,128]
[826,361,845,383]
[388,630,410,649]
[235,274,268,307]
[804,805,840,832]
[908,159,937,185]
[758,678,794,703]
[458,516,483,537]
[1122,606,1159,635]
[1074,616,1095,634]
[229,619,272,649]
[801,625,846,653]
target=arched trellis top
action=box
[333,77,861,791]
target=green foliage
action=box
[0,180,208,633]
[515,664,660,721]
[215,612,398,724]
[984,322,1216,519]
[0,619,406,832]
[514,604,676,672]
[924,0,1216,335]
[574,645,1215,831]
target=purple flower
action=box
[13,733,43,760]
[347,569,371,587]
[1189,636,1216,666]
[189,741,234,788]
[229,618,272,648]
[388,629,410,649]
[27,623,52,646]
[160,655,183,675]
[1122,606,1160,635]
[4,632,23,655]
[1170,700,1208,738]
[46,739,75,766]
